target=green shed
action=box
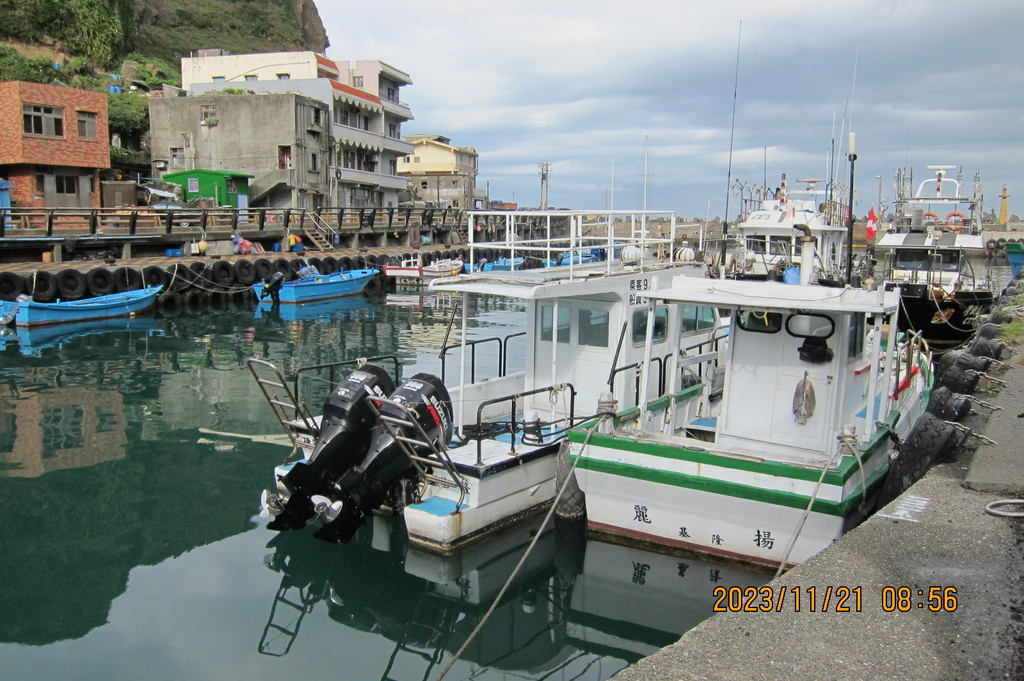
[161,169,254,208]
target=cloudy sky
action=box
[318,0,1023,220]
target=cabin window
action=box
[680,305,716,335]
[848,314,865,358]
[746,235,766,254]
[737,309,783,333]
[579,309,610,347]
[539,304,570,343]
[631,307,667,345]
[785,313,834,339]
[769,236,792,256]
[894,249,928,270]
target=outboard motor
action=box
[314,373,453,544]
[265,365,396,531]
[260,272,286,302]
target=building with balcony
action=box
[0,81,109,208]
[398,134,487,209]
[180,50,414,208]
[148,91,331,209]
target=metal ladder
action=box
[246,358,320,450]
[365,395,468,510]
[257,582,320,657]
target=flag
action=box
[866,206,878,242]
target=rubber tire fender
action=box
[86,267,115,297]
[29,270,59,302]
[56,269,88,300]
[0,272,25,300]
[210,259,236,286]
[112,266,143,292]
[234,259,257,286]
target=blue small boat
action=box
[13,317,160,355]
[254,295,370,322]
[472,256,524,272]
[0,286,163,328]
[252,268,378,304]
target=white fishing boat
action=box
[249,209,712,553]
[564,248,935,568]
[722,174,848,283]
[875,165,996,353]
[382,252,463,285]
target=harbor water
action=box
[0,290,768,681]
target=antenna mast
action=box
[538,163,551,209]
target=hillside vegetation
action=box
[0,0,328,73]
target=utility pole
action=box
[539,162,550,209]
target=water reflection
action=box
[0,290,766,681]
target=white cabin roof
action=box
[653,276,900,314]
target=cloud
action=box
[318,0,1024,217]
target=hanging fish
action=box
[793,371,816,424]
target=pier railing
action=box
[0,206,465,240]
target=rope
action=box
[434,415,607,681]
[985,500,1024,518]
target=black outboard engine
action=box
[265,365,396,531]
[260,272,286,302]
[314,373,453,544]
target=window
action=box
[737,309,783,333]
[23,105,63,136]
[389,123,398,138]
[278,146,292,170]
[387,87,396,101]
[76,111,96,139]
[170,147,184,166]
[276,73,290,80]
[55,175,78,194]
[633,307,669,344]
[311,108,324,126]
[352,75,364,88]
[244,74,257,81]
[421,181,429,190]
[200,104,216,121]
[786,313,835,339]
[212,76,225,82]
[226,178,237,193]
[358,114,369,130]
[848,314,865,358]
[309,152,321,172]
[680,305,716,334]
[539,304,570,343]
[579,309,610,347]
[389,159,397,175]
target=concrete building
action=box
[179,50,414,208]
[148,91,331,209]
[398,134,487,210]
[0,81,109,208]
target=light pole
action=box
[845,133,857,284]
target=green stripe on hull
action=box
[570,412,900,487]
[573,449,889,517]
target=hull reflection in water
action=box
[258,513,768,677]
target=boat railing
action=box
[439,332,527,384]
[293,355,403,403]
[467,383,578,465]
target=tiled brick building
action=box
[0,81,109,208]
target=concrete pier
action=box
[612,340,1024,680]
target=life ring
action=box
[945,212,965,230]
[922,212,939,225]
[86,267,115,296]
[56,269,88,300]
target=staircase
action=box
[301,211,337,252]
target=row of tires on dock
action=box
[984,237,1023,259]
[890,272,1021,499]
[0,247,500,306]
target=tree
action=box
[107,92,150,149]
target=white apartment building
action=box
[181,49,414,208]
